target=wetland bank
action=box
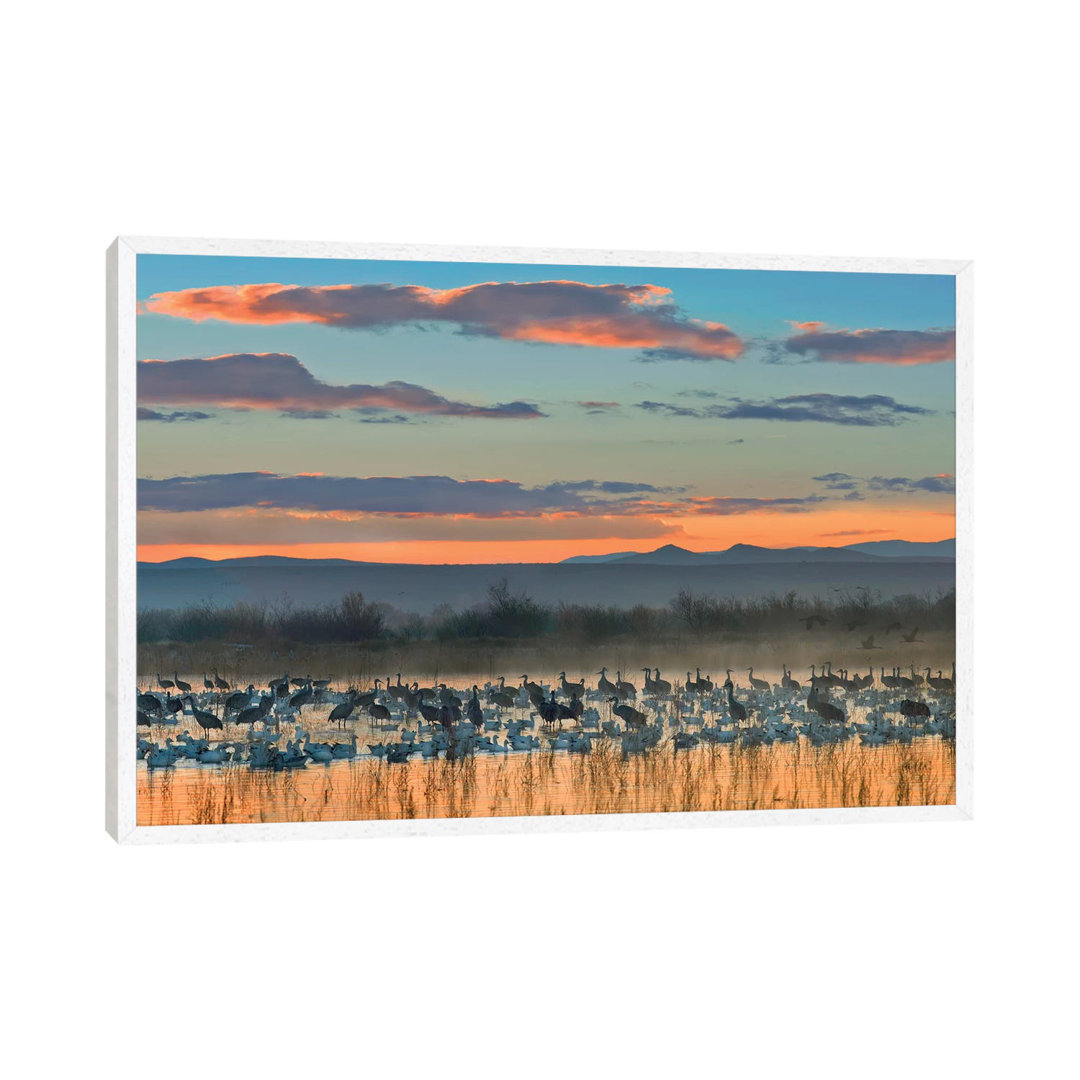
[136,593,957,827]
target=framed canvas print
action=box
[106,238,971,843]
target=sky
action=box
[136,254,956,563]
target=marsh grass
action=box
[138,727,955,827]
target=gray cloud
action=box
[637,347,734,364]
[280,408,338,420]
[637,393,932,427]
[137,473,683,516]
[678,495,825,515]
[867,474,956,494]
[812,472,954,498]
[136,407,213,423]
[137,353,545,420]
[137,471,826,519]
[782,323,955,366]
[813,472,861,490]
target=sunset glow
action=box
[136,255,956,564]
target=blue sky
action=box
[135,253,956,561]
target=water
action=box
[135,682,956,826]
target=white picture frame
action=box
[106,236,972,844]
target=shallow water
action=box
[136,702,955,827]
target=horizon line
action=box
[137,535,957,566]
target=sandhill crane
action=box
[608,697,647,729]
[488,676,517,708]
[202,673,215,692]
[596,668,616,695]
[807,686,845,723]
[224,687,253,714]
[900,627,923,643]
[173,672,192,694]
[928,670,954,692]
[644,668,672,696]
[367,701,392,723]
[186,696,223,738]
[695,668,714,693]
[900,699,931,718]
[781,665,801,691]
[418,697,442,727]
[724,681,746,724]
[559,672,586,697]
[137,691,163,715]
[466,687,484,725]
[400,682,421,714]
[438,684,462,708]
[328,691,359,728]
[235,696,272,728]
[894,667,915,689]
[387,674,408,701]
[213,671,230,691]
[521,674,543,698]
[748,667,770,692]
[538,691,561,727]
[614,671,636,700]
[859,634,880,650]
[880,667,899,689]
[519,678,545,709]
[290,682,314,712]
[354,679,381,709]
[156,674,174,692]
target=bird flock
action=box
[136,661,955,770]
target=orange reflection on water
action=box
[137,737,955,827]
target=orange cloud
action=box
[783,323,955,366]
[143,279,744,360]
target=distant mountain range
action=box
[137,541,957,613]
[560,539,955,566]
[138,539,955,573]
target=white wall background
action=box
[3,3,1072,1077]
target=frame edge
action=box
[107,237,139,843]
